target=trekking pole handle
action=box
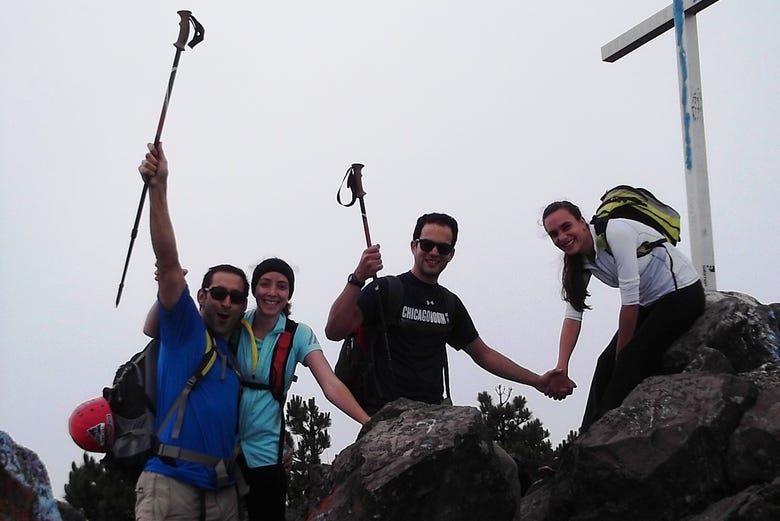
[350,164,374,247]
[174,11,193,51]
[350,163,366,199]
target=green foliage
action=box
[284,395,332,515]
[478,385,553,463]
[64,453,135,521]
[553,429,579,457]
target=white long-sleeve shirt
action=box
[565,218,700,321]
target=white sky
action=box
[1,1,778,498]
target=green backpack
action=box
[590,185,681,257]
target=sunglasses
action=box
[204,286,247,305]
[414,238,454,255]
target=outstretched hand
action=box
[540,369,577,400]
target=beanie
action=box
[251,258,295,298]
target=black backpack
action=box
[334,276,456,413]
[101,334,225,480]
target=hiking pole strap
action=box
[336,166,358,207]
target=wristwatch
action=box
[347,273,365,288]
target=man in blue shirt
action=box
[135,142,248,521]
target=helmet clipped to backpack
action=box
[68,396,115,453]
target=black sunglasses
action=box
[414,238,454,255]
[204,286,247,305]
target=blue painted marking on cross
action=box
[601,0,720,290]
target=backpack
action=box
[590,185,681,257]
[101,333,222,479]
[231,317,299,464]
[334,276,456,413]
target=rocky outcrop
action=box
[303,291,780,521]
[0,431,62,521]
[518,292,780,521]
[304,399,520,521]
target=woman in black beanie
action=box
[235,257,369,521]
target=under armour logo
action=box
[426,300,435,306]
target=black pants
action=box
[580,281,705,431]
[237,454,286,521]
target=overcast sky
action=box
[1,1,777,498]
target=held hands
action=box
[354,244,383,282]
[138,142,168,187]
[538,369,577,400]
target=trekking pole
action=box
[115,11,205,307]
[336,163,395,398]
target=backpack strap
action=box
[237,318,299,400]
[438,286,458,403]
[366,276,403,404]
[155,445,234,487]
[272,318,298,465]
[595,218,668,258]
[234,318,299,465]
[156,333,218,440]
[154,332,236,486]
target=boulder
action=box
[0,431,62,521]
[517,292,780,521]
[305,398,520,521]
[665,292,780,373]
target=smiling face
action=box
[197,271,248,339]
[253,271,291,318]
[543,208,594,257]
[410,222,455,283]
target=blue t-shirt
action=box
[237,311,320,468]
[143,287,240,489]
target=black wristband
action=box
[347,273,365,288]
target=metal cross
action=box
[602,0,720,290]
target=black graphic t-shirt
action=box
[357,271,478,405]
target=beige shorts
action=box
[135,471,238,521]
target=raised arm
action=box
[324,245,382,341]
[138,142,185,310]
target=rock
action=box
[305,398,519,521]
[727,364,780,488]
[665,292,780,374]
[524,373,758,521]
[0,430,62,521]
[682,477,780,521]
[517,291,780,521]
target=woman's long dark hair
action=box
[543,201,591,313]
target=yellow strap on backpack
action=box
[198,332,217,377]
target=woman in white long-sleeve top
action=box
[541,200,705,432]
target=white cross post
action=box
[602,0,719,290]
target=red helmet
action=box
[68,397,114,453]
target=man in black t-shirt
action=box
[325,212,573,410]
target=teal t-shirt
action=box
[237,310,321,467]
